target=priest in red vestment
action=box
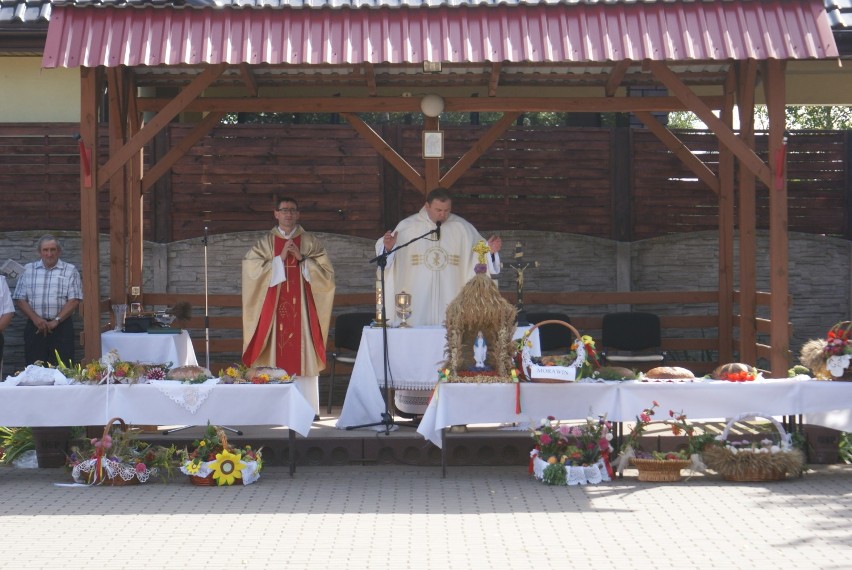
[242,197,335,414]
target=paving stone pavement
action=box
[0,464,850,570]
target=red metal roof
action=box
[42,1,838,69]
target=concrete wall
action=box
[0,229,848,374]
[0,58,80,122]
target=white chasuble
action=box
[377,208,500,327]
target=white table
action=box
[417,378,852,448]
[0,383,315,475]
[101,330,198,366]
[336,325,541,430]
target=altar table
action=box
[336,325,541,430]
[101,330,198,366]
[415,379,852,474]
[0,383,315,475]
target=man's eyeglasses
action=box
[277,207,298,214]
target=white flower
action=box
[770,445,780,453]
[605,433,613,441]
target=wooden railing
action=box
[91,289,787,375]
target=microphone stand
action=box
[163,226,242,436]
[346,225,438,434]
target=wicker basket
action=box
[519,320,585,383]
[703,413,804,482]
[189,474,216,486]
[631,458,691,482]
[85,417,142,486]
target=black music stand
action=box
[346,225,438,434]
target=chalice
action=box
[395,291,412,328]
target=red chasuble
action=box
[242,234,326,372]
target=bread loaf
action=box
[245,366,290,380]
[645,366,694,379]
[166,365,212,380]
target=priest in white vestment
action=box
[376,188,502,327]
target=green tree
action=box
[754,105,852,130]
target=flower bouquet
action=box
[179,424,262,486]
[702,413,805,481]
[529,415,613,486]
[67,417,177,485]
[798,321,852,380]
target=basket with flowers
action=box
[67,417,177,485]
[515,320,599,382]
[529,415,613,485]
[615,402,713,482]
[179,424,263,486]
[798,321,852,380]
[702,413,805,481]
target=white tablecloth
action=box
[101,330,198,366]
[0,383,315,437]
[337,325,541,430]
[416,379,852,447]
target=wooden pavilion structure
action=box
[40,0,839,376]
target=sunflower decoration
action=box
[178,423,262,486]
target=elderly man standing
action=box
[13,234,83,365]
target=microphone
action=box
[435,221,442,240]
[203,226,209,246]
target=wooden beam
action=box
[440,112,522,189]
[737,60,758,364]
[632,111,720,194]
[97,63,227,188]
[340,112,425,192]
[488,63,501,97]
[135,95,725,114]
[647,61,772,188]
[141,111,225,192]
[79,67,102,362]
[239,63,258,97]
[605,60,632,97]
[424,116,440,192]
[764,59,791,377]
[363,63,377,96]
[717,66,736,364]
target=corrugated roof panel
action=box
[43,0,839,68]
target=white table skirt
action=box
[0,383,315,437]
[101,330,198,366]
[416,379,852,447]
[337,325,541,430]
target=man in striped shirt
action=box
[13,235,83,365]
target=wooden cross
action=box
[501,241,540,324]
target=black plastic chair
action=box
[600,311,666,367]
[526,312,572,354]
[327,312,375,414]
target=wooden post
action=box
[79,67,102,362]
[763,60,791,376]
[717,68,736,364]
[736,61,758,364]
[107,67,128,306]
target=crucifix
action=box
[502,241,540,325]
